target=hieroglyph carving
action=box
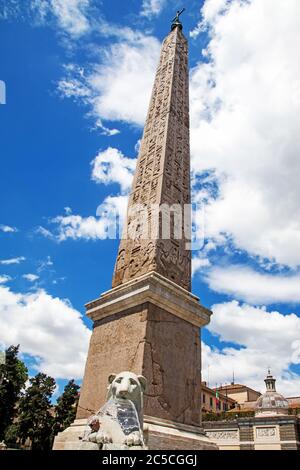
[112,27,191,291]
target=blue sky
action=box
[1,0,300,399]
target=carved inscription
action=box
[256,427,276,439]
[112,27,191,291]
[206,430,239,441]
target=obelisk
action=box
[54,13,217,450]
[112,12,191,292]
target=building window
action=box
[202,394,206,404]
[210,397,213,408]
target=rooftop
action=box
[213,383,261,395]
[201,382,237,403]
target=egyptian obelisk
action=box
[112,14,191,293]
[54,12,217,450]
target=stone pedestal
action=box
[53,272,217,450]
[53,416,218,451]
[77,272,211,426]
[144,416,218,450]
[53,419,87,450]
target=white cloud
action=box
[37,256,54,272]
[203,301,300,396]
[30,0,49,23]
[192,256,211,275]
[39,195,128,242]
[140,0,166,18]
[134,139,141,155]
[23,273,39,282]
[36,226,55,240]
[52,213,110,241]
[57,66,120,136]
[89,34,160,126]
[190,0,230,37]
[39,146,134,242]
[204,265,300,305]
[0,256,26,265]
[190,0,300,269]
[0,0,21,20]
[0,284,91,379]
[0,225,18,233]
[58,32,161,127]
[0,275,12,284]
[1,0,92,36]
[201,0,229,23]
[91,147,136,193]
[64,206,72,215]
[51,0,90,36]
[93,119,120,137]
[57,64,90,97]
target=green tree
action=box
[4,423,19,448]
[17,372,56,450]
[53,380,80,437]
[0,345,28,441]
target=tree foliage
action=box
[0,344,80,449]
[53,379,80,437]
[202,410,255,421]
[0,345,28,440]
[17,372,56,450]
[4,423,19,447]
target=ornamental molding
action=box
[255,426,277,439]
[206,430,239,441]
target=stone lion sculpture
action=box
[81,371,147,450]
[0,441,7,451]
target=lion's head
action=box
[107,371,146,401]
[106,371,146,426]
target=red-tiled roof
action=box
[213,384,260,395]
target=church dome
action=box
[256,392,288,411]
[255,370,289,417]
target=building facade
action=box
[201,382,236,413]
[203,372,300,450]
[213,383,261,407]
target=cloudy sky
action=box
[1,0,300,398]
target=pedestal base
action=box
[144,416,219,450]
[53,416,218,451]
[77,273,212,427]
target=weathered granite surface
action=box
[112,26,191,291]
[77,299,203,427]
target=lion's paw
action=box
[95,430,112,445]
[123,431,143,447]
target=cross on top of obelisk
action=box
[171,8,185,31]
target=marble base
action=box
[53,416,218,451]
[77,272,211,426]
[144,416,219,450]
